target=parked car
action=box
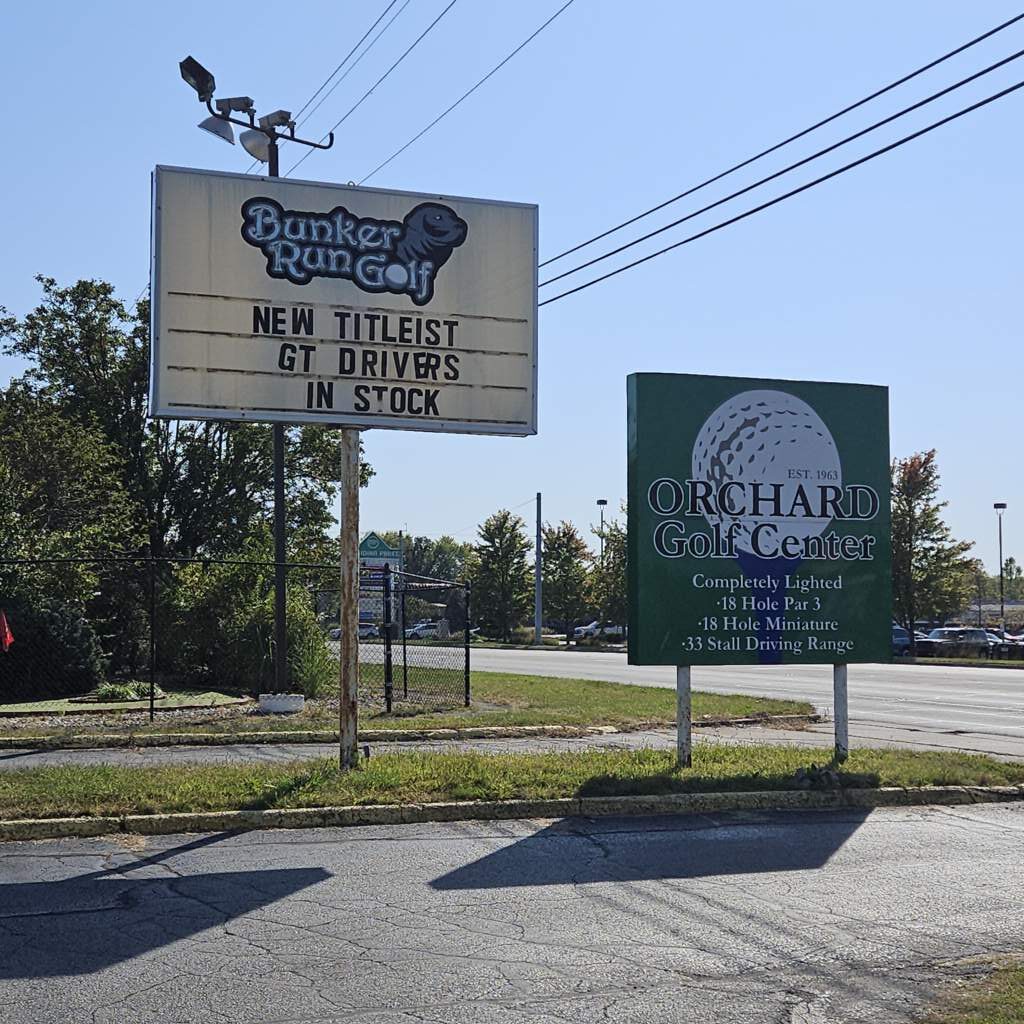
[892,625,911,656]
[328,623,380,640]
[573,621,626,640]
[985,631,1015,657]
[914,627,990,658]
[405,620,441,640]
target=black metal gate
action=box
[319,564,471,712]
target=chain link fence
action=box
[0,556,470,715]
[315,565,471,712]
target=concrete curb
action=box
[1,784,1021,842]
[0,716,820,752]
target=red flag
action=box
[0,610,13,653]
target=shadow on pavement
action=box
[431,809,871,890]
[0,832,329,978]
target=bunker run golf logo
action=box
[240,197,469,305]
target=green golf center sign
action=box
[628,373,891,667]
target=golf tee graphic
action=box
[627,373,892,668]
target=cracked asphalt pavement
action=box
[1,804,1022,1022]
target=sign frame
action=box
[149,165,538,436]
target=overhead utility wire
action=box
[540,46,1024,288]
[538,78,1024,307]
[359,0,578,184]
[245,0,409,172]
[293,1,402,124]
[287,0,460,176]
[294,0,412,131]
[539,10,1024,268]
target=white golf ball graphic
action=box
[691,390,842,556]
[384,263,409,290]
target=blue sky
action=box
[2,1,1021,569]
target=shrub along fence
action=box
[0,557,470,716]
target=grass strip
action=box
[1,745,1021,821]
[921,961,1024,1023]
[0,671,814,739]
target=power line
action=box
[245,1,407,173]
[294,2,402,124]
[450,497,536,539]
[293,0,412,132]
[538,10,1024,268]
[538,78,1024,307]
[359,0,578,185]
[286,0,460,177]
[540,46,1024,288]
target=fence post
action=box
[383,563,393,714]
[148,552,156,723]
[401,586,408,698]
[464,582,471,707]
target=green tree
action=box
[891,451,976,633]
[0,383,142,642]
[590,510,627,626]
[378,532,474,581]
[542,521,593,636]
[470,510,533,640]
[0,276,373,560]
[1001,557,1024,602]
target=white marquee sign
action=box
[150,166,537,434]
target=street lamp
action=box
[995,502,1008,633]
[596,499,608,564]
[178,55,336,694]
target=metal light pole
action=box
[995,502,1007,633]
[534,492,543,646]
[597,498,608,565]
[178,57,334,696]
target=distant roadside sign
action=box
[150,166,537,435]
[628,373,891,666]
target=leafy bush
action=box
[94,680,164,703]
[511,626,540,645]
[165,546,335,696]
[0,595,105,701]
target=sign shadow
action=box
[432,808,872,891]
[0,847,330,979]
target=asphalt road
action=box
[2,805,1022,1022]
[472,648,1024,757]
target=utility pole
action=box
[995,502,1007,634]
[534,492,542,646]
[597,498,608,565]
[338,430,360,767]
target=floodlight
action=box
[240,129,270,162]
[259,109,293,130]
[995,502,1008,510]
[198,116,235,145]
[180,56,216,102]
[214,96,255,115]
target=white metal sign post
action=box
[151,166,538,767]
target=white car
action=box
[405,621,441,640]
[329,623,379,640]
[573,621,625,639]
